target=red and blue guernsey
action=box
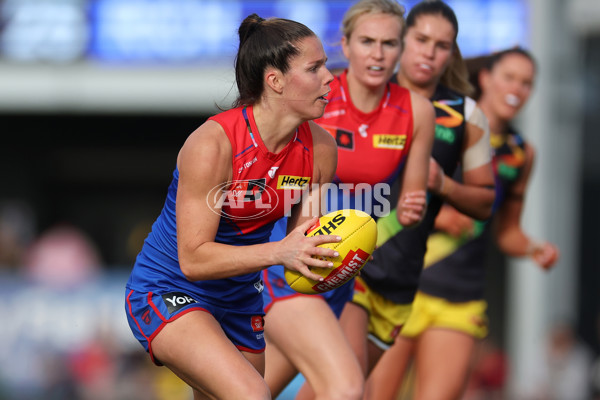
[316,71,414,214]
[213,106,314,245]
[127,105,313,308]
[263,71,414,317]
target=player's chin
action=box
[309,102,328,119]
[497,104,519,121]
[364,75,390,90]
[411,72,435,88]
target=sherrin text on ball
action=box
[284,209,377,294]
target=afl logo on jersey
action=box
[268,166,279,179]
[359,124,368,138]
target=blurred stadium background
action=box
[0,0,598,399]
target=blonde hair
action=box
[341,0,406,40]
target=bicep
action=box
[495,145,535,230]
[508,143,535,199]
[462,162,494,188]
[176,124,232,254]
[310,121,338,185]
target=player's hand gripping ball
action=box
[285,209,377,294]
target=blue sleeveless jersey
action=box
[127,106,314,308]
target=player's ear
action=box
[341,35,350,60]
[265,68,284,94]
[479,69,491,92]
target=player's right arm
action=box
[427,102,495,220]
[176,121,338,282]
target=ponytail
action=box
[440,43,474,96]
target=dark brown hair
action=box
[405,1,473,96]
[466,47,537,100]
[233,13,316,107]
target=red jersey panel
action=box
[315,71,413,187]
[209,106,313,244]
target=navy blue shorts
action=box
[262,264,353,318]
[263,217,353,317]
[125,288,265,365]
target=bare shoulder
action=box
[179,120,230,164]
[409,90,435,121]
[408,90,435,135]
[308,120,337,183]
[308,120,337,155]
[465,100,489,135]
[177,119,232,182]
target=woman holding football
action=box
[124,13,341,400]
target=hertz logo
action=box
[373,134,406,149]
[277,175,311,189]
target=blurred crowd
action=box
[0,200,194,400]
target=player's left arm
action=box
[428,102,495,220]
[286,121,338,233]
[493,143,559,269]
[395,91,435,227]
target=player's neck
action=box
[345,70,386,113]
[395,72,436,99]
[478,102,508,134]
[252,103,298,154]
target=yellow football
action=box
[284,209,377,294]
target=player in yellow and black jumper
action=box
[372,48,561,400]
